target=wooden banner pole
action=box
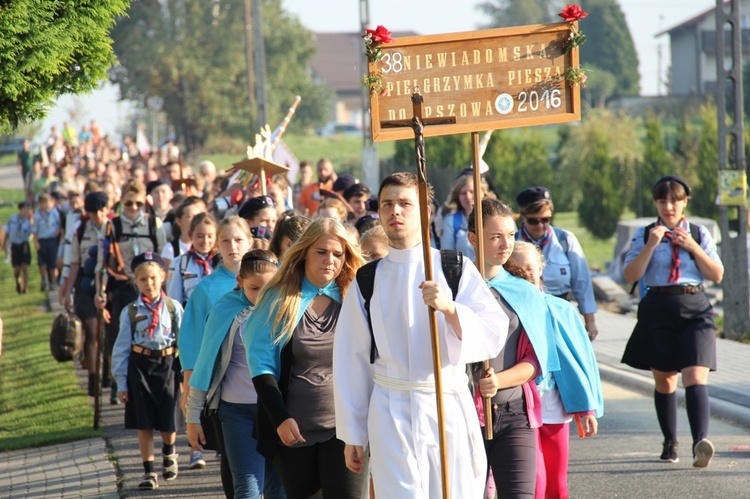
[471,132,494,441]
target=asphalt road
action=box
[567,382,750,499]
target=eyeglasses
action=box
[123,200,145,209]
[526,217,551,226]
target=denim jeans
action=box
[218,400,265,499]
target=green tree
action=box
[634,116,675,217]
[582,65,617,107]
[578,137,623,239]
[691,102,719,219]
[579,0,640,96]
[484,130,553,205]
[476,0,564,28]
[393,134,472,170]
[0,0,130,132]
[556,108,642,211]
[110,0,330,152]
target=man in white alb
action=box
[333,172,509,498]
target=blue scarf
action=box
[544,295,603,416]
[245,277,342,380]
[189,288,251,391]
[485,267,559,376]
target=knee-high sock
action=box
[654,390,678,442]
[685,384,710,444]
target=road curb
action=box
[597,362,750,431]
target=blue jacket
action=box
[543,295,604,417]
[189,288,252,391]
[245,277,341,380]
[486,268,559,376]
[178,264,237,371]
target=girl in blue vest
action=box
[506,241,602,499]
[186,249,279,499]
[244,218,365,498]
[467,198,559,499]
[167,213,218,307]
[622,175,723,468]
[178,215,252,495]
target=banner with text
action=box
[368,23,582,142]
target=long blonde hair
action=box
[256,218,364,345]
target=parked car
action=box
[316,122,362,137]
[0,135,26,156]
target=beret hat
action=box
[131,251,166,272]
[516,186,552,207]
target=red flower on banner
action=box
[558,4,588,23]
[363,25,393,44]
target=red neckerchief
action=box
[140,291,166,339]
[188,247,212,276]
[656,218,687,284]
[520,225,553,248]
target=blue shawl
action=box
[189,288,251,391]
[245,277,341,380]
[177,264,237,370]
[544,295,604,416]
[486,267,559,376]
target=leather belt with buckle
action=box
[648,285,704,295]
[131,345,175,358]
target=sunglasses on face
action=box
[124,200,145,209]
[526,217,551,226]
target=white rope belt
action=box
[373,372,484,477]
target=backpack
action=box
[112,215,159,253]
[50,311,83,362]
[356,249,463,363]
[128,296,180,342]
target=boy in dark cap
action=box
[344,183,371,222]
[112,252,183,490]
[61,191,112,395]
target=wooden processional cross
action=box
[365,21,583,499]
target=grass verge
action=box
[0,188,101,452]
[552,211,636,272]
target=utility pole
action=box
[243,0,255,116]
[715,0,750,339]
[359,0,379,188]
[252,0,268,128]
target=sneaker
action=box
[660,440,679,463]
[693,438,715,468]
[138,472,159,490]
[15,279,21,294]
[163,453,179,481]
[40,281,47,292]
[189,450,206,470]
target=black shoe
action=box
[88,374,96,397]
[15,280,21,294]
[40,281,47,292]
[660,440,679,463]
[101,375,111,389]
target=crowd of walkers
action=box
[1,122,723,498]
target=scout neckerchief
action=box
[140,290,166,339]
[188,247,212,276]
[656,217,687,284]
[520,225,553,249]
